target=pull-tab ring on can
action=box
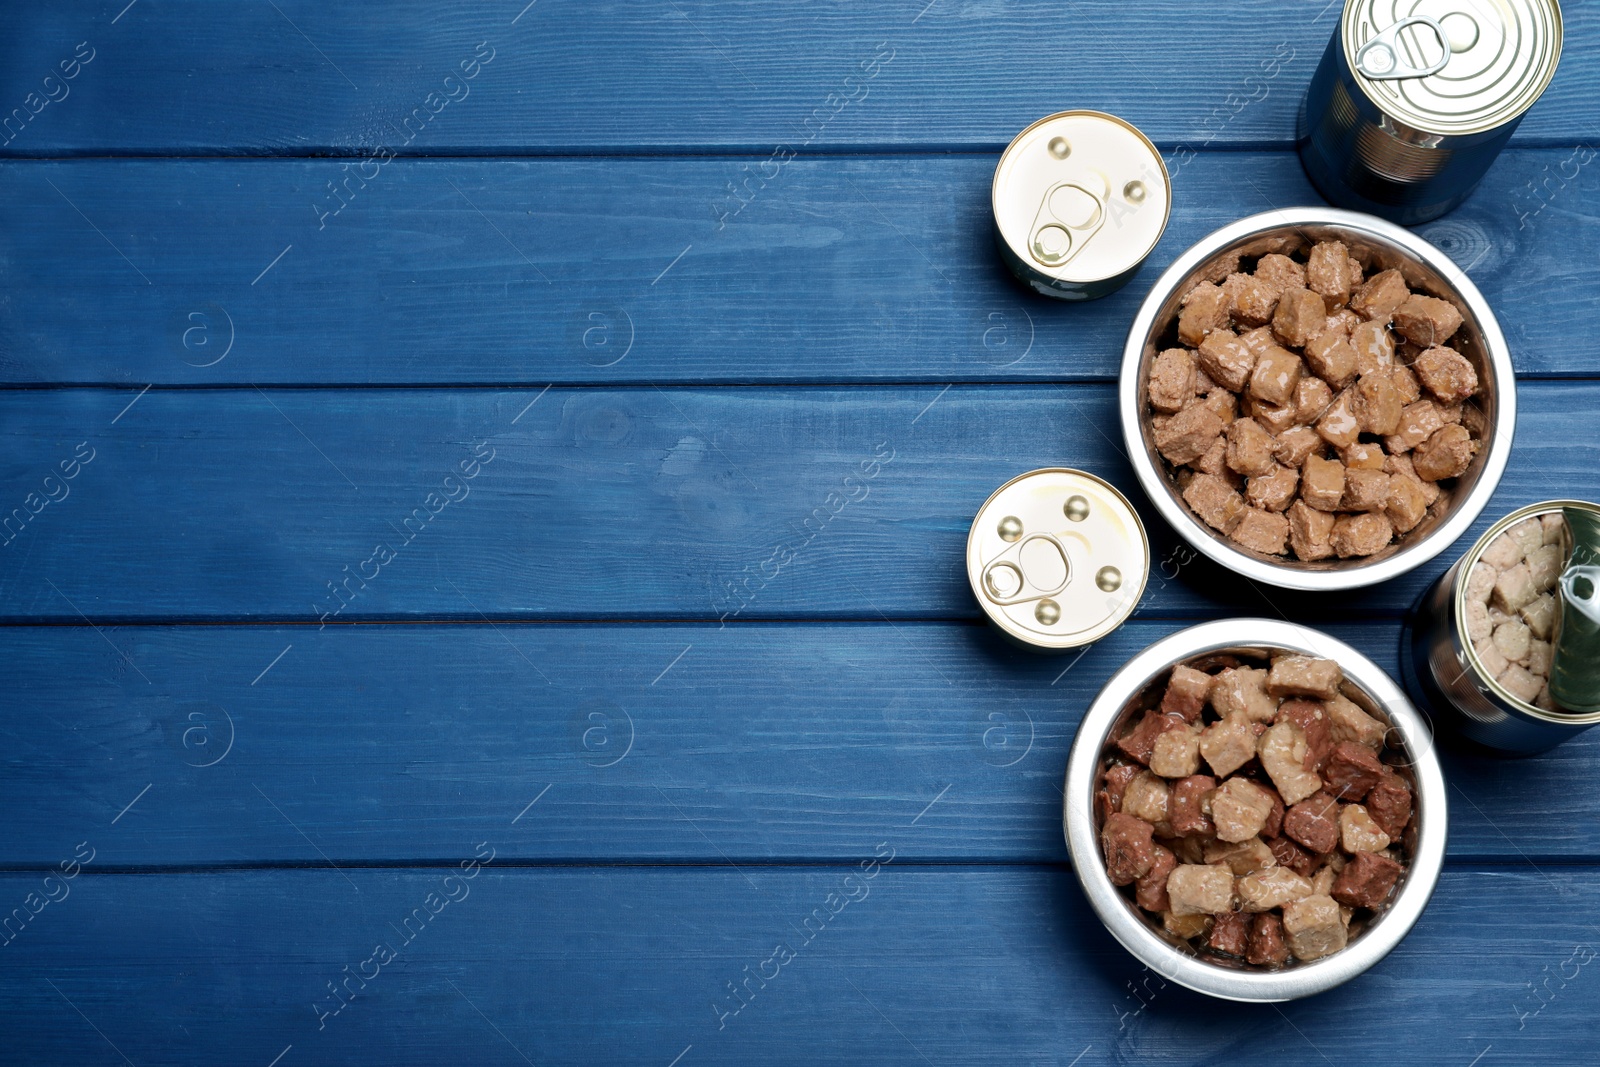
[1354,15,1452,80]
[1028,182,1107,269]
[1561,564,1600,625]
[981,532,1072,606]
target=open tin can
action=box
[992,111,1171,300]
[967,468,1148,652]
[1298,0,1563,225]
[1404,499,1600,754]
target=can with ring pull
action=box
[1298,0,1563,225]
[967,468,1149,652]
[992,111,1171,301]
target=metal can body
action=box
[966,468,1148,652]
[1404,500,1600,755]
[992,111,1170,301]
[1298,1,1563,226]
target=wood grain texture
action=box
[0,149,1594,385]
[0,382,1594,622]
[0,1,1593,157]
[0,865,1593,1065]
[0,620,1594,867]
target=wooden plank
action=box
[0,382,1594,622]
[1,2,1593,157]
[0,149,1594,385]
[0,864,1592,1064]
[1,620,1593,866]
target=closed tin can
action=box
[967,468,1148,651]
[1298,0,1563,225]
[1404,500,1600,755]
[992,111,1171,301]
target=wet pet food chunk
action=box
[1148,348,1197,413]
[1102,812,1157,885]
[1259,722,1323,805]
[1350,269,1410,322]
[1211,778,1278,843]
[1179,282,1232,346]
[1332,849,1402,909]
[1200,714,1262,778]
[1159,664,1213,724]
[1391,294,1463,347]
[1238,866,1314,913]
[1283,894,1348,961]
[1411,346,1479,404]
[1183,473,1246,534]
[1267,656,1343,701]
[1166,863,1236,917]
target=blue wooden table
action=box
[2,2,1598,1063]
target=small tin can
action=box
[967,468,1148,651]
[1299,1,1563,225]
[1404,499,1600,755]
[992,111,1171,301]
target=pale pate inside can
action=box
[992,111,1171,301]
[967,468,1149,651]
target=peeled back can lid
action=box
[992,111,1170,295]
[1342,0,1563,136]
[967,468,1149,651]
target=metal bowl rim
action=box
[1063,618,1449,1002]
[1118,206,1517,591]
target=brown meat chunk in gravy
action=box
[1249,344,1304,407]
[1273,288,1328,349]
[1284,790,1341,854]
[1268,657,1343,701]
[1315,389,1361,449]
[1259,722,1324,805]
[1226,417,1278,476]
[1385,399,1446,453]
[1349,320,1395,376]
[1149,724,1203,779]
[1179,282,1232,347]
[1350,269,1410,322]
[1283,894,1348,961]
[1413,424,1476,481]
[1255,253,1308,296]
[1302,330,1358,390]
[1169,774,1217,836]
[1115,710,1191,766]
[1392,294,1464,347]
[1287,500,1337,561]
[1183,472,1247,535]
[1322,740,1386,802]
[1341,442,1386,471]
[1166,864,1236,916]
[1102,812,1157,885]
[1274,699,1333,771]
[1148,348,1197,414]
[1200,714,1261,778]
[1231,507,1290,556]
[1386,451,1440,505]
[1273,426,1321,468]
[1341,468,1391,513]
[1212,778,1278,843]
[1134,843,1178,912]
[1224,272,1280,327]
[1385,473,1430,534]
[1209,666,1279,723]
[1300,454,1346,512]
[1331,512,1395,558]
[1196,329,1258,393]
[1365,771,1413,840]
[1159,664,1214,724]
[1412,346,1479,404]
[1294,376,1335,426]
[1246,463,1299,512]
[1352,373,1403,436]
[1247,913,1291,965]
[1332,849,1402,908]
[1207,910,1251,956]
[1267,834,1319,877]
[1247,394,1298,435]
[1153,402,1225,466]
[1307,240,1357,310]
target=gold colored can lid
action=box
[991,111,1171,288]
[1343,0,1563,136]
[967,468,1149,650]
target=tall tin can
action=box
[1298,1,1563,225]
[1404,500,1600,755]
[992,111,1171,301]
[967,468,1148,652]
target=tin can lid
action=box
[992,111,1170,288]
[1343,0,1563,136]
[967,468,1149,650]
